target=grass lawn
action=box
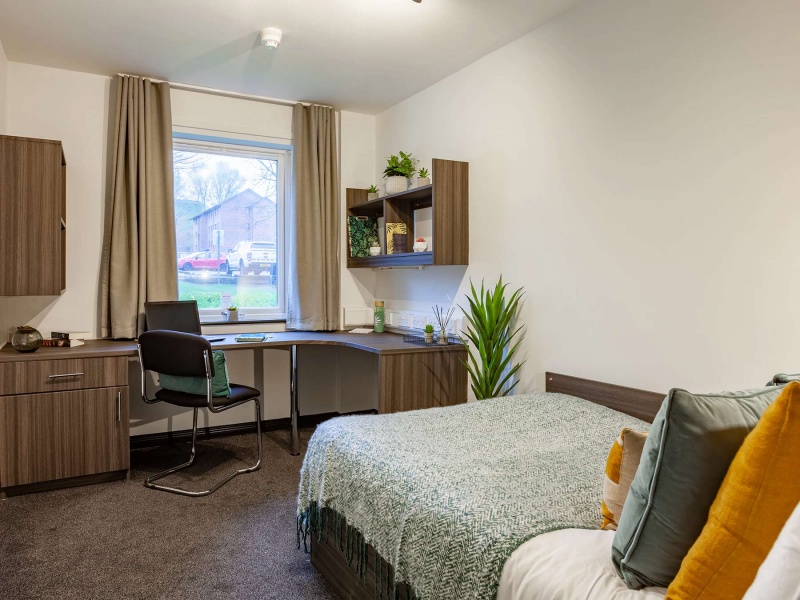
[179,280,278,309]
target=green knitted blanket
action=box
[297,393,648,600]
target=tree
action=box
[208,162,245,207]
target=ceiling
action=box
[0,0,581,114]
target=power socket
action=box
[411,314,427,330]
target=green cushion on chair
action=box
[159,350,232,398]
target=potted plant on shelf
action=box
[370,241,381,256]
[226,306,239,322]
[367,184,379,200]
[459,277,525,399]
[423,323,435,344]
[416,167,431,187]
[383,151,417,195]
[413,237,428,252]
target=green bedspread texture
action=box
[297,393,649,600]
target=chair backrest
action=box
[139,330,214,377]
[144,300,202,334]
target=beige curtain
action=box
[287,104,340,331]
[100,75,177,339]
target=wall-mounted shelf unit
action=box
[346,158,468,269]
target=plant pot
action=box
[369,246,381,256]
[227,310,239,322]
[413,241,428,252]
[385,176,408,195]
[438,330,448,345]
[424,332,434,344]
[367,192,379,200]
[416,177,431,187]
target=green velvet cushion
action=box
[158,350,231,398]
[611,386,783,589]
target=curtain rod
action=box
[116,74,331,109]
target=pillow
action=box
[159,350,231,398]
[667,382,800,599]
[601,428,648,531]
[611,385,783,589]
[743,501,800,600]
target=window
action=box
[173,137,288,322]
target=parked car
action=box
[177,251,228,272]
[226,241,277,276]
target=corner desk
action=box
[0,331,467,497]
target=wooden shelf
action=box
[346,159,468,269]
[347,252,433,268]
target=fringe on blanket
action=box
[297,502,420,600]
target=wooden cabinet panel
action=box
[0,135,66,296]
[0,386,129,487]
[0,356,127,396]
[378,348,468,413]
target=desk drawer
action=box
[0,357,128,396]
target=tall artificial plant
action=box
[460,277,525,400]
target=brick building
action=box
[192,188,276,252]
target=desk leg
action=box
[290,344,300,456]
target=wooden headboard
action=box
[545,372,665,423]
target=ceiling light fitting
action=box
[260,28,282,49]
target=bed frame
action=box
[308,372,665,600]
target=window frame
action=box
[172,135,290,323]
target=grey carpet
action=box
[0,428,338,600]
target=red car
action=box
[178,251,228,272]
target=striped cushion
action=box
[601,428,648,531]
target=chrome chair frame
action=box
[137,345,262,497]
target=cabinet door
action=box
[0,387,129,488]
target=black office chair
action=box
[137,330,262,497]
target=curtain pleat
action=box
[100,75,177,339]
[286,104,340,331]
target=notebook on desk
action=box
[235,333,269,342]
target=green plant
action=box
[423,324,434,334]
[368,184,378,193]
[459,277,525,400]
[418,167,430,179]
[383,151,417,179]
[227,306,238,311]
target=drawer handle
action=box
[116,391,121,422]
[48,372,84,379]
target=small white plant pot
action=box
[227,310,238,322]
[413,241,428,252]
[367,192,379,200]
[369,246,381,256]
[416,177,431,187]
[424,332,434,344]
[385,176,409,195]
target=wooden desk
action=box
[0,332,467,495]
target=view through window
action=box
[173,141,286,320]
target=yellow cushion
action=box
[601,428,648,530]
[667,381,800,599]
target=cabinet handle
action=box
[116,391,121,422]
[48,372,84,379]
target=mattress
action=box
[497,528,667,600]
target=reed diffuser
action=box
[432,305,455,345]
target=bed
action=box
[297,372,665,600]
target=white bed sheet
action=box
[497,528,667,600]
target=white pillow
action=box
[743,501,800,600]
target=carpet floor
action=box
[0,428,338,600]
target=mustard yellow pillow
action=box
[601,428,648,531]
[667,381,800,599]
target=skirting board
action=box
[130,410,377,449]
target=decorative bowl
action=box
[12,326,43,353]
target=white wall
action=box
[375,0,800,395]
[1,62,377,433]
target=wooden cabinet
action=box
[0,135,67,296]
[0,355,129,497]
[346,158,468,268]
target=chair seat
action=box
[155,383,260,408]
